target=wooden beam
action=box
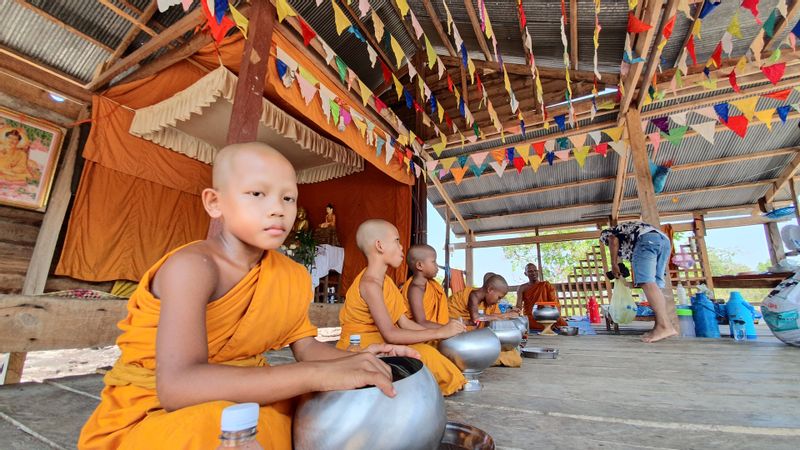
[14,0,114,52]
[629,107,660,224]
[438,55,617,84]
[465,233,475,286]
[569,0,578,70]
[97,0,156,36]
[0,45,90,103]
[0,69,84,121]
[87,7,205,91]
[455,230,601,250]
[692,213,715,290]
[106,0,160,65]
[388,0,422,51]
[635,0,678,110]
[339,0,397,73]
[670,215,772,232]
[791,179,800,227]
[444,207,451,297]
[767,1,800,51]
[764,219,786,266]
[617,0,664,122]
[423,1,457,57]
[764,151,800,203]
[672,2,702,70]
[463,0,493,61]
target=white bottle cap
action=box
[350,334,361,343]
[221,403,259,432]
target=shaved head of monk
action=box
[483,272,496,285]
[356,219,405,268]
[407,244,438,278]
[482,274,509,305]
[202,142,298,251]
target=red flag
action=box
[518,1,527,28]
[594,142,608,157]
[513,156,525,173]
[446,74,454,92]
[741,0,761,24]
[201,0,233,44]
[710,42,722,68]
[628,12,653,33]
[663,15,676,40]
[727,71,740,93]
[532,141,545,157]
[374,97,387,113]
[299,19,316,46]
[476,74,484,95]
[763,89,792,101]
[444,113,453,129]
[761,62,786,85]
[381,62,392,84]
[725,115,749,138]
[413,100,423,113]
[686,35,697,65]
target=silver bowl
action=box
[510,316,528,335]
[293,356,446,450]
[559,326,579,336]
[439,421,495,449]
[488,320,523,350]
[533,305,561,322]
[438,328,501,392]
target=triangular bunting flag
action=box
[358,80,372,106]
[471,151,489,166]
[628,12,653,33]
[609,140,628,156]
[690,121,716,144]
[450,166,469,185]
[670,112,687,126]
[276,0,296,23]
[554,114,567,131]
[299,19,316,46]
[728,71,740,93]
[761,62,786,85]
[569,133,587,149]
[229,2,249,36]
[754,108,775,130]
[777,105,791,122]
[554,150,571,161]
[331,0,350,35]
[660,126,688,147]
[372,10,384,42]
[390,35,405,67]
[545,151,555,165]
[604,126,624,142]
[296,75,317,105]
[440,157,456,171]
[714,103,729,122]
[513,156,526,173]
[594,142,608,157]
[490,160,509,177]
[529,153,544,172]
[695,106,718,121]
[763,89,792,101]
[588,131,602,144]
[648,132,661,156]
[731,97,758,120]
[574,146,590,168]
[532,141,546,157]
[724,115,749,138]
[650,117,670,133]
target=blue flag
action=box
[714,103,729,122]
[554,114,567,131]
[777,105,791,123]
[403,89,413,109]
[546,151,555,165]
[699,0,720,19]
[276,59,288,79]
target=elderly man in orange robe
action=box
[515,263,567,331]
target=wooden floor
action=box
[2,325,799,449]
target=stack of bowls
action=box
[488,320,523,350]
[438,328,501,392]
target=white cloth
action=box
[310,244,345,288]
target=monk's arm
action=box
[515,285,525,310]
[407,282,442,329]
[154,253,398,410]
[547,283,558,304]
[361,278,454,344]
[291,337,421,362]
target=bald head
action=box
[484,274,508,292]
[356,219,395,254]
[212,142,295,191]
[407,244,436,267]
[483,272,496,284]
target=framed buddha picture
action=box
[0,107,64,211]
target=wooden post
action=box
[411,54,427,245]
[626,109,678,328]
[444,207,451,297]
[465,233,474,287]
[765,221,786,266]
[535,227,543,276]
[208,0,275,238]
[791,179,800,227]
[692,213,715,292]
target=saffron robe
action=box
[336,270,466,395]
[521,281,567,330]
[447,288,521,368]
[78,246,318,450]
[400,278,450,325]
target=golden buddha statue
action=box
[313,203,339,246]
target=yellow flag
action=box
[397,133,409,146]
[604,126,624,142]
[515,145,530,163]
[354,116,367,137]
[529,153,544,172]
[503,66,512,94]
[467,58,475,83]
[358,79,372,106]
[628,0,638,10]
[483,8,494,39]
[728,12,742,38]
[437,101,445,122]
[431,134,447,157]
[574,146,590,168]
[276,0,296,23]
[691,19,702,39]
[229,2,249,36]
[372,10,384,42]
[331,0,350,35]
[736,56,748,71]
[393,75,403,100]
[299,67,318,85]
[754,108,775,130]
[396,0,410,17]
[390,35,405,67]
[440,157,457,171]
[731,97,758,120]
[425,36,437,69]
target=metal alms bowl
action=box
[533,305,561,322]
[293,356,447,450]
[438,328,501,374]
[439,421,495,450]
[488,320,524,350]
[510,316,528,335]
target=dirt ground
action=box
[18,327,342,382]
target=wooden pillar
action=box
[626,109,678,328]
[444,208,451,297]
[411,178,427,245]
[765,221,786,266]
[790,179,800,227]
[535,227,543,275]
[465,233,474,287]
[209,0,275,238]
[692,213,715,292]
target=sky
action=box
[426,201,795,286]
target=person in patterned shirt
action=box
[600,221,677,343]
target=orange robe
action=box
[336,270,466,396]
[78,246,318,450]
[521,281,567,330]
[447,288,521,368]
[400,278,450,325]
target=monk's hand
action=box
[503,311,520,319]
[440,319,467,339]
[316,352,397,397]
[363,343,421,360]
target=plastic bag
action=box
[761,272,800,347]
[610,280,637,324]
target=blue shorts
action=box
[631,231,671,288]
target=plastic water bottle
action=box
[676,283,688,306]
[732,320,747,342]
[217,403,263,449]
[346,334,361,352]
[477,309,486,322]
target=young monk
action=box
[78,143,418,450]
[400,244,450,329]
[448,274,522,367]
[336,220,468,395]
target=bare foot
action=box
[641,327,678,343]
[642,326,658,339]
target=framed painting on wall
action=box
[0,106,65,211]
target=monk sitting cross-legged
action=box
[448,274,522,368]
[515,263,567,331]
[400,244,451,329]
[78,143,419,450]
[336,220,468,396]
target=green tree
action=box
[502,232,597,282]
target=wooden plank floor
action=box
[2,327,798,449]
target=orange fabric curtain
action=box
[298,164,411,292]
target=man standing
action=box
[515,263,567,331]
[600,221,677,343]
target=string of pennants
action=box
[430,88,800,185]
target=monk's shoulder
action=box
[268,250,310,279]
[151,243,219,301]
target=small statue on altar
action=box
[286,206,310,246]
[313,203,339,246]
